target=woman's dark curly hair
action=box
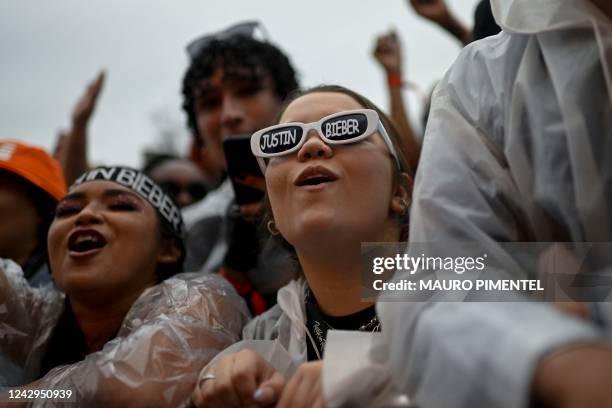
[182,35,299,140]
[155,219,185,283]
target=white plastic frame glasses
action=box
[250,109,401,173]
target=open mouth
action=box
[300,175,334,186]
[295,166,339,187]
[68,229,107,254]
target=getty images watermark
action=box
[361,242,612,302]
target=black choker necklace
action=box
[305,289,381,360]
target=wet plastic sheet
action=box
[0,259,249,407]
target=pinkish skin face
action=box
[48,181,172,302]
[264,92,402,254]
[193,68,284,173]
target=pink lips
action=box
[294,165,339,188]
[67,228,108,258]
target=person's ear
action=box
[156,238,182,265]
[390,172,413,216]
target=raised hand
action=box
[373,31,403,75]
[407,0,471,45]
[408,0,451,25]
[72,70,105,129]
[53,70,105,184]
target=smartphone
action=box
[223,134,265,205]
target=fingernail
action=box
[253,386,275,404]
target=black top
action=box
[304,289,379,361]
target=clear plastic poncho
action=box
[0,258,250,407]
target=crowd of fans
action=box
[2,0,612,406]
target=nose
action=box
[220,94,245,135]
[74,204,103,226]
[297,131,333,162]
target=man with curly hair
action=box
[182,25,299,186]
[180,23,299,313]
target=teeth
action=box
[75,234,99,245]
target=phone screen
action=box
[223,134,266,205]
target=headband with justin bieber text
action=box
[71,166,184,236]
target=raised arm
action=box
[53,71,105,185]
[373,30,420,171]
[408,0,472,46]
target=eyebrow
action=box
[103,189,144,202]
[60,192,86,202]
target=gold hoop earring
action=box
[397,199,409,216]
[267,220,280,236]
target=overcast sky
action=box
[0,0,479,168]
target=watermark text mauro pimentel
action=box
[373,278,544,292]
[371,253,543,292]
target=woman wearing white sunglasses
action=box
[191,85,413,407]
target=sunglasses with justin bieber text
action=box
[250,109,401,173]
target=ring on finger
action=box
[198,373,216,389]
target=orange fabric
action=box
[0,139,67,201]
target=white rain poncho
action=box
[242,279,309,361]
[323,0,612,407]
[203,279,309,380]
[0,258,249,407]
[208,279,405,407]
